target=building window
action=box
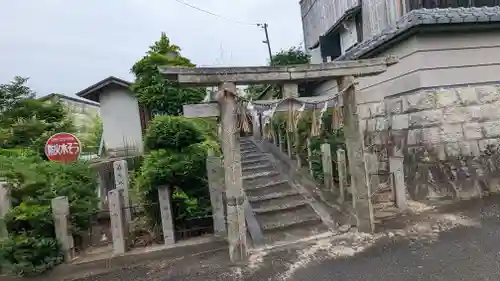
[319,31,342,62]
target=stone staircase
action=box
[240,137,330,246]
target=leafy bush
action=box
[6,203,54,238]
[134,146,210,226]
[0,235,63,276]
[145,116,204,151]
[136,116,214,229]
[0,154,98,276]
[1,156,99,236]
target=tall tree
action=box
[0,76,35,114]
[0,77,73,155]
[131,33,205,116]
[246,47,310,99]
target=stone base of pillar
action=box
[226,198,247,262]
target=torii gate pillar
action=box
[217,82,248,262]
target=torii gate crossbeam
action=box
[159,57,397,86]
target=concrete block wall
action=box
[361,83,500,201]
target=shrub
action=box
[0,155,98,276]
[134,146,210,227]
[2,158,99,236]
[136,116,215,229]
[0,235,63,276]
[144,116,204,151]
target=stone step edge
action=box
[245,180,289,191]
[242,163,273,172]
[242,153,266,159]
[241,150,260,155]
[240,143,256,148]
[253,200,308,214]
[241,156,268,163]
[260,216,323,232]
[242,171,280,181]
[241,158,270,166]
[247,190,300,202]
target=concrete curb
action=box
[2,238,228,281]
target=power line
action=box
[173,0,258,26]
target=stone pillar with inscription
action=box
[108,189,128,254]
[321,143,335,192]
[336,149,347,203]
[51,196,75,261]
[158,186,175,245]
[206,155,227,237]
[0,182,11,238]
[113,160,131,223]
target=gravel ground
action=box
[72,197,500,281]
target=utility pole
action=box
[258,23,273,65]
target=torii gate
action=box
[160,57,397,262]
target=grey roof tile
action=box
[337,6,500,61]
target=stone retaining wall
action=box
[360,83,500,200]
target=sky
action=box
[0,0,304,97]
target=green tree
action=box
[271,46,310,66]
[0,78,74,156]
[246,47,310,99]
[0,76,35,113]
[78,115,103,154]
[131,32,205,116]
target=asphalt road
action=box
[74,198,500,281]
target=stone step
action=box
[253,200,308,215]
[241,149,260,155]
[242,164,274,177]
[245,180,291,198]
[260,220,329,246]
[240,142,255,147]
[242,163,273,172]
[243,172,283,187]
[257,205,322,232]
[248,191,302,209]
[241,157,270,167]
[241,153,266,161]
[243,171,280,181]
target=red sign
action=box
[44,133,81,163]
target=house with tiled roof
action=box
[300,3,500,200]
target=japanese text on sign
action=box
[46,142,80,157]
